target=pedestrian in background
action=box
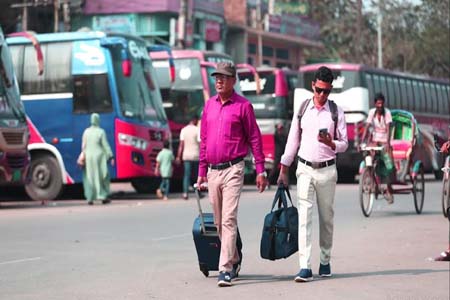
[176,115,200,200]
[81,113,114,205]
[268,122,287,185]
[197,62,268,287]
[277,66,348,282]
[156,140,174,201]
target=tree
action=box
[305,0,450,79]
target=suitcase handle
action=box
[193,184,208,234]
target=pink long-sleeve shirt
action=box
[198,91,265,177]
[280,99,348,166]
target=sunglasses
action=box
[314,86,331,95]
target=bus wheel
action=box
[25,155,63,201]
[131,177,159,194]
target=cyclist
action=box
[361,92,395,204]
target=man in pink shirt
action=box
[278,66,348,282]
[197,62,268,287]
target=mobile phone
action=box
[319,128,328,136]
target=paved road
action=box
[0,179,449,300]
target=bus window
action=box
[23,42,71,95]
[110,45,166,122]
[393,77,401,109]
[73,73,113,114]
[425,82,436,113]
[412,81,421,112]
[437,84,449,113]
[8,45,23,84]
[378,75,388,97]
[373,74,381,94]
[399,78,407,109]
[405,79,414,111]
[365,73,374,101]
[386,76,396,107]
[417,81,427,113]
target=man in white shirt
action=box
[176,115,200,199]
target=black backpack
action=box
[297,98,339,140]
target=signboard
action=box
[92,14,137,34]
[205,20,221,42]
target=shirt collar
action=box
[309,99,331,112]
[215,90,236,103]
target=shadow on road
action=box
[335,268,449,279]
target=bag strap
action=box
[328,100,339,140]
[270,185,293,211]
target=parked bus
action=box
[150,50,246,180]
[7,31,170,200]
[296,63,450,181]
[238,66,298,181]
[0,28,43,186]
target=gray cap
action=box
[211,62,236,77]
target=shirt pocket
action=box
[223,112,242,141]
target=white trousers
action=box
[296,162,337,269]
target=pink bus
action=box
[237,66,298,182]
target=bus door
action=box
[71,39,116,182]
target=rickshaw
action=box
[358,110,425,217]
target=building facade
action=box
[5,0,323,69]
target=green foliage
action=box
[306,0,450,79]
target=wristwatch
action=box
[257,171,267,177]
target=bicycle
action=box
[358,110,425,217]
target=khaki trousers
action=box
[296,161,337,269]
[207,161,244,272]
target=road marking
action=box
[0,257,42,265]
[152,233,190,241]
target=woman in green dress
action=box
[81,113,114,204]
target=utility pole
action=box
[256,0,262,66]
[377,0,383,68]
[177,0,188,49]
[54,0,59,32]
[356,0,362,63]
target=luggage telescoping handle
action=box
[193,183,208,234]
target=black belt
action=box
[298,157,335,169]
[209,157,244,170]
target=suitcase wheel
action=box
[200,265,209,277]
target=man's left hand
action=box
[256,174,268,193]
[318,133,336,150]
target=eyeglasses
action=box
[215,75,231,81]
[314,86,331,95]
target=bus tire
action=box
[131,177,159,194]
[25,154,63,201]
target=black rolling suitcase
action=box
[192,186,242,277]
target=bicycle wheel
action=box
[359,168,375,217]
[442,176,450,218]
[413,165,425,214]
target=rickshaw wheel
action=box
[412,166,425,214]
[442,175,450,218]
[359,168,375,217]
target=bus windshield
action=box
[300,70,361,93]
[238,71,285,119]
[110,40,167,123]
[153,58,204,123]
[0,46,25,121]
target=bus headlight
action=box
[118,133,148,151]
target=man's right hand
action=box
[277,164,289,187]
[196,176,208,191]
